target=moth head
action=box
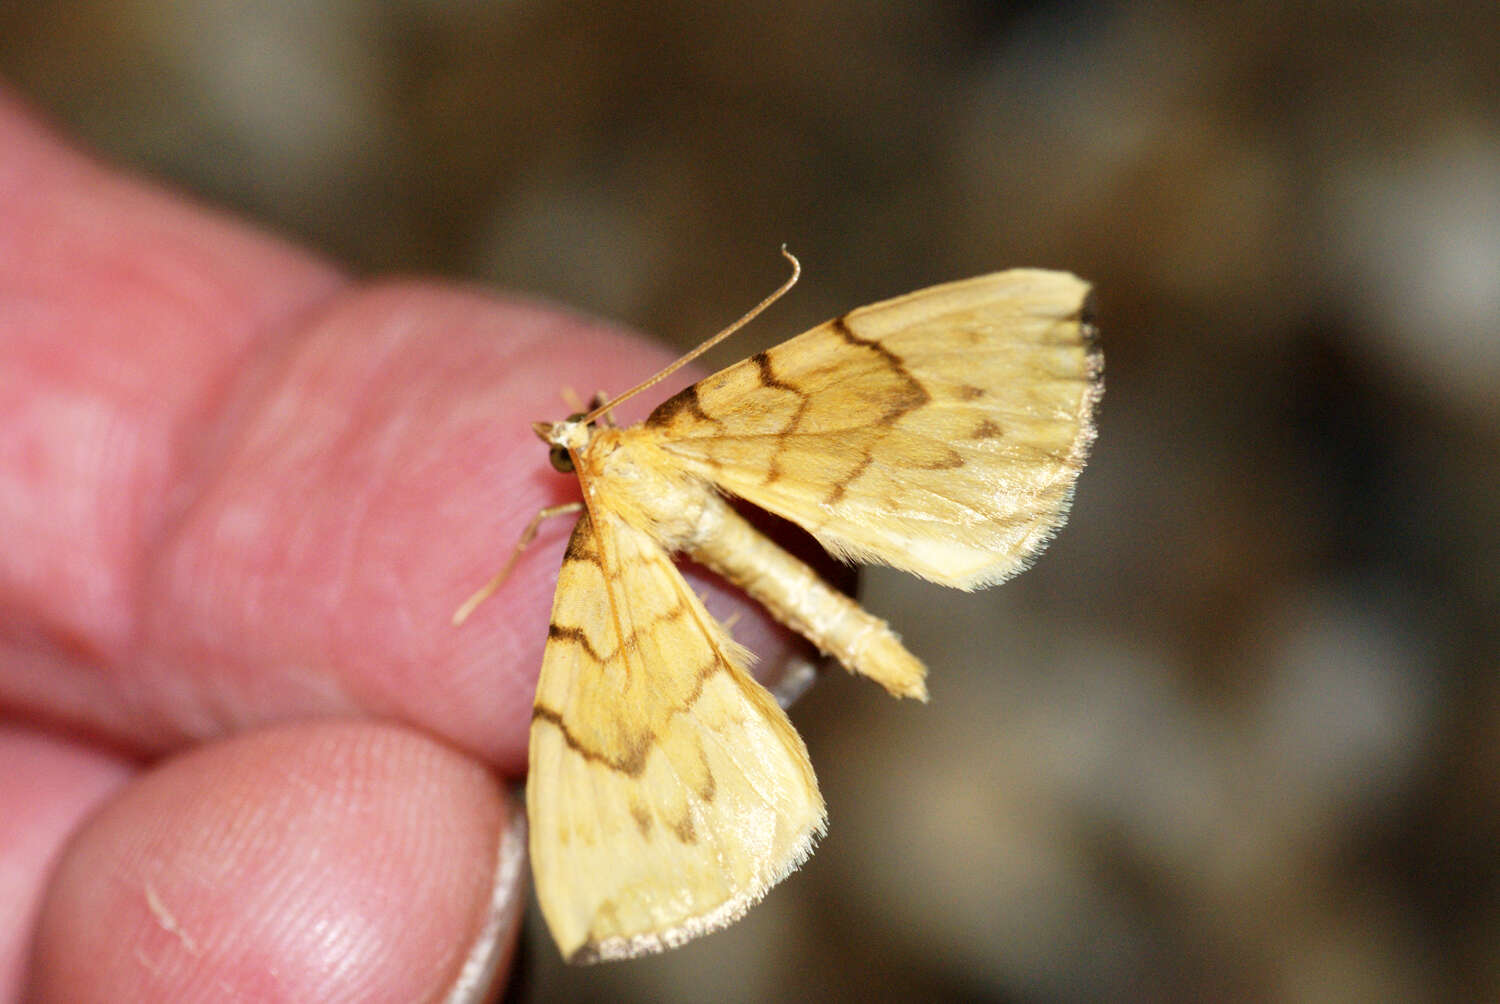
[533,415,593,473]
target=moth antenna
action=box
[582,246,801,425]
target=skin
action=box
[0,88,802,1001]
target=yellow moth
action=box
[456,252,1102,963]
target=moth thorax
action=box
[601,435,716,548]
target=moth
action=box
[456,252,1101,963]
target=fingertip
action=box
[29,721,523,1003]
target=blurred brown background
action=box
[5,1,1498,1000]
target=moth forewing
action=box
[527,506,825,963]
[643,269,1100,590]
[514,266,1099,962]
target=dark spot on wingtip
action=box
[1079,291,1101,349]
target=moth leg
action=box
[560,388,616,426]
[451,501,584,625]
[587,391,616,427]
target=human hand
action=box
[0,88,803,1000]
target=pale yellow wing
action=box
[640,269,1101,589]
[528,508,825,963]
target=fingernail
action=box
[770,651,823,709]
[443,797,529,1004]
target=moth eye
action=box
[549,444,575,473]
